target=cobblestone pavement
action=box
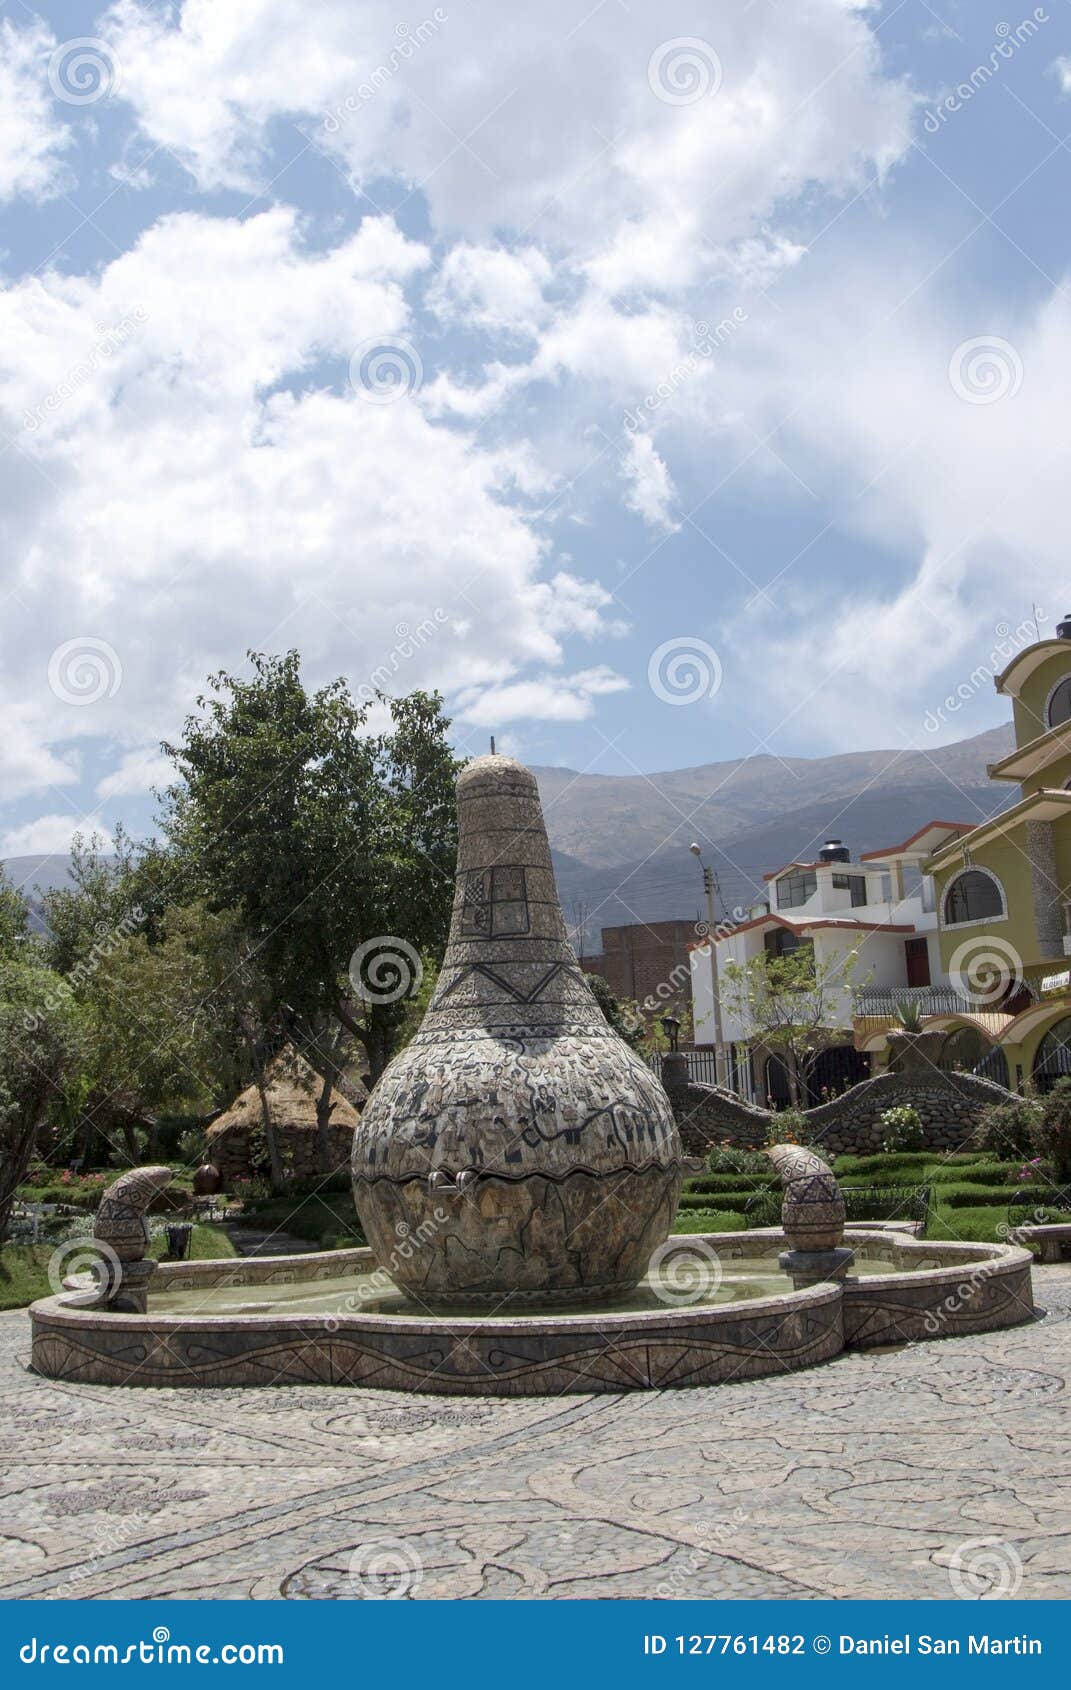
[2,1270,1071,1601]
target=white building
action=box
[689,825,966,1102]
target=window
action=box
[775,869,816,909]
[1049,676,1071,727]
[832,871,868,906]
[764,927,810,959]
[943,868,1004,925]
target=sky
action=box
[2,0,1071,864]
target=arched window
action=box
[1049,676,1071,727]
[1033,1016,1071,1093]
[939,1026,1009,1088]
[943,868,1004,925]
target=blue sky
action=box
[2,0,1071,861]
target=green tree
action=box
[0,955,84,1239]
[722,944,864,1107]
[160,653,461,1124]
[0,867,30,957]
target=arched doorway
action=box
[939,1025,1009,1088]
[1032,1016,1071,1093]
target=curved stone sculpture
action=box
[766,1144,853,1287]
[766,1145,845,1252]
[93,1165,172,1312]
[351,753,685,1306]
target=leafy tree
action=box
[0,867,30,957]
[0,955,84,1239]
[39,829,144,976]
[722,943,864,1107]
[160,653,461,1149]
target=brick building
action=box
[581,919,700,1022]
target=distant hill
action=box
[4,723,1017,950]
[533,724,1016,947]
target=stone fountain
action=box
[766,1144,854,1288]
[350,752,686,1306]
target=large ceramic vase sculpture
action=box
[351,753,685,1306]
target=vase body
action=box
[351,754,684,1306]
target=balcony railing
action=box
[852,983,1040,1020]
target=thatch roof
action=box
[206,1048,364,1142]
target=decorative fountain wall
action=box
[28,754,1036,1396]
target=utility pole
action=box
[690,842,729,1091]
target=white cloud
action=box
[621,433,679,531]
[103,0,913,284]
[1048,56,1071,95]
[428,244,553,337]
[456,665,630,725]
[701,245,1071,747]
[1,814,114,858]
[0,206,627,796]
[0,705,78,802]
[0,20,72,203]
[96,748,173,799]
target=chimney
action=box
[819,839,850,864]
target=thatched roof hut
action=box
[205,1048,364,1184]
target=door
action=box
[904,936,930,987]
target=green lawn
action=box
[680,1150,1071,1246]
[0,1223,237,1311]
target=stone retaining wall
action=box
[662,1054,1016,1157]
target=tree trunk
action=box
[0,1114,43,1243]
[253,1063,286,1192]
[315,1070,337,1174]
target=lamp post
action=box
[690,842,729,1091]
[660,1013,681,1053]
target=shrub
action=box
[1032,1079,1071,1183]
[765,1108,807,1147]
[974,1096,1042,1161]
[878,1104,924,1152]
[705,1145,770,1176]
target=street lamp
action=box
[660,1013,681,1053]
[690,841,729,1091]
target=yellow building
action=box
[916,616,1071,1093]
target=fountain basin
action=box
[28,1229,1034,1395]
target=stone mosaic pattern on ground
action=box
[4,1270,1071,1600]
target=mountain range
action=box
[532,723,1016,951]
[4,723,1016,952]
